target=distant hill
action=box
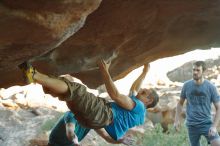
[167,57,220,83]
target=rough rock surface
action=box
[1,57,220,145]
[1,0,220,88]
[0,84,153,146]
[167,57,220,82]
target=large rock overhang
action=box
[1,0,220,88]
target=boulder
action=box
[1,1,220,88]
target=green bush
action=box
[40,112,63,131]
[39,115,209,146]
[137,124,208,146]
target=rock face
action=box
[0,84,153,146]
[1,0,220,88]
[167,57,220,82]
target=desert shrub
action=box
[40,112,63,131]
[137,124,208,146]
[40,116,209,146]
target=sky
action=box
[115,48,220,95]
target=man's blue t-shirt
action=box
[49,111,90,146]
[181,79,220,126]
[104,94,146,140]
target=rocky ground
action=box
[1,58,220,146]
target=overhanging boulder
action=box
[1,0,220,88]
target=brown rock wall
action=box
[1,0,220,88]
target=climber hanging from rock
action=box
[19,58,159,144]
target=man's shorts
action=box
[58,77,113,129]
[187,124,220,146]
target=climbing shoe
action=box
[18,62,35,84]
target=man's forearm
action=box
[130,71,147,91]
[212,107,220,128]
[130,65,148,92]
[98,59,135,110]
[95,129,120,144]
[100,68,120,99]
[66,123,76,141]
[103,136,121,144]
[175,102,183,122]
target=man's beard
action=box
[193,75,202,81]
